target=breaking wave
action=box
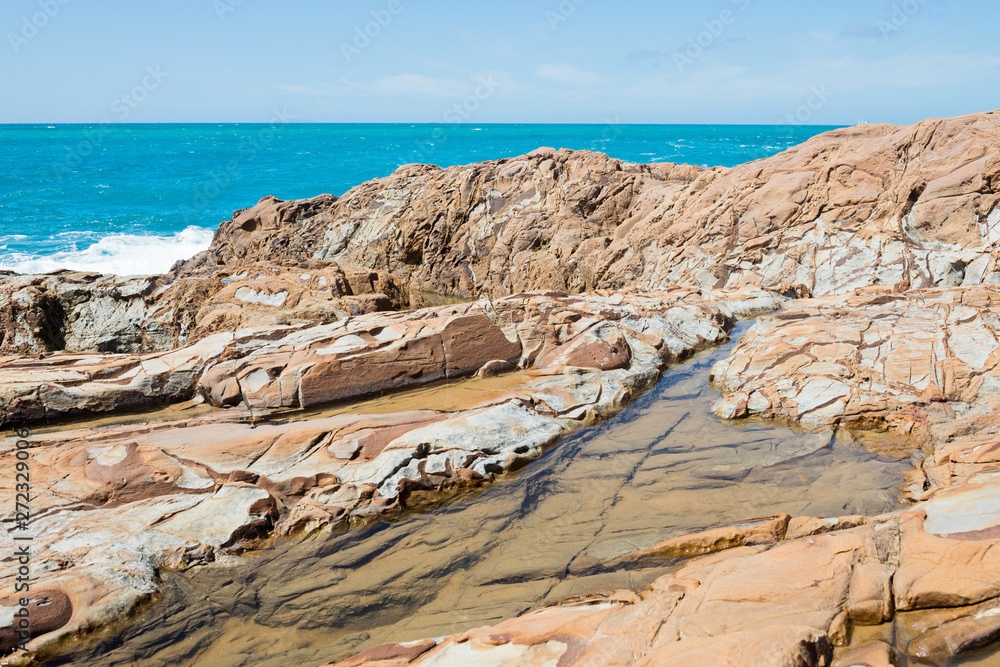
[0,226,215,276]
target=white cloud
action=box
[617,51,1000,105]
[271,50,1000,123]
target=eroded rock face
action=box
[0,332,234,426]
[710,286,1000,429]
[0,288,773,660]
[0,483,275,659]
[327,525,881,666]
[183,112,1000,302]
[0,262,403,357]
[196,288,762,413]
[0,288,772,427]
[330,284,1000,666]
[8,111,1000,666]
[10,113,1000,357]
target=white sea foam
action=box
[0,226,215,276]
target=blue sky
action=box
[1,0,996,124]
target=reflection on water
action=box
[29,398,216,435]
[845,608,1000,667]
[55,322,916,667]
[277,370,535,423]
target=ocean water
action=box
[0,124,838,276]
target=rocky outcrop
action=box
[698,284,1000,662]
[711,283,1000,506]
[0,287,775,427]
[0,288,776,662]
[183,112,1000,301]
[328,283,1000,666]
[326,522,863,666]
[8,110,1000,666]
[0,331,233,426]
[0,263,404,357]
[711,286,1000,429]
[9,112,999,360]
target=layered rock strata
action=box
[0,288,775,661]
[182,112,1000,301]
[0,287,774,427]
[0,262,404,356]
[7,111,1000,363]
[5,111,1000,665]
[329,478,1000,666]
[331,285,1000,666]
[711,286,1000,431]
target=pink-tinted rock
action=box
[847,560,894,625]
[0,288,775,659]
[895,480,1000,610]
[636,625,832,667]
[711,287,1000,429]
[181,113,1000,302]
[13,110,1000,667]
[0,261,402,357]
[624,514,791,561]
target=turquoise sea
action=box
[0,124,838,275]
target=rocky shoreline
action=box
[336,285,1000,666]
[3,110,1000,666]
[0,287,778,663]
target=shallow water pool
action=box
[54,321,915,666]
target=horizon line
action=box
[0,121,853,128]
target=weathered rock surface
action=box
[619,513,792,562]
[329,524,878,665]
[0,332,234,426]
[11,112,998,362]
[0,287,774,427]
[0,288,774,661]
[832,641,895,667]
[711,286,1000,429]
[8,110,1000,666]
[0,262,403,357]
[332,284,1000,666]
[330,474,1000,666]
[182,112,1000,302]
[7,113,999,359]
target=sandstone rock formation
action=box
[7,111,1000,361]
[6,110,1000,666]
[0,288,774,662]
[327,281,1000,666]
[182,112,1000,301]
[328,475,1000,666]
[0,287,774,427]
[691,284,1000,663]
[324,462,1000,666]
[711,286,1000,430]
[0,262,404,357]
